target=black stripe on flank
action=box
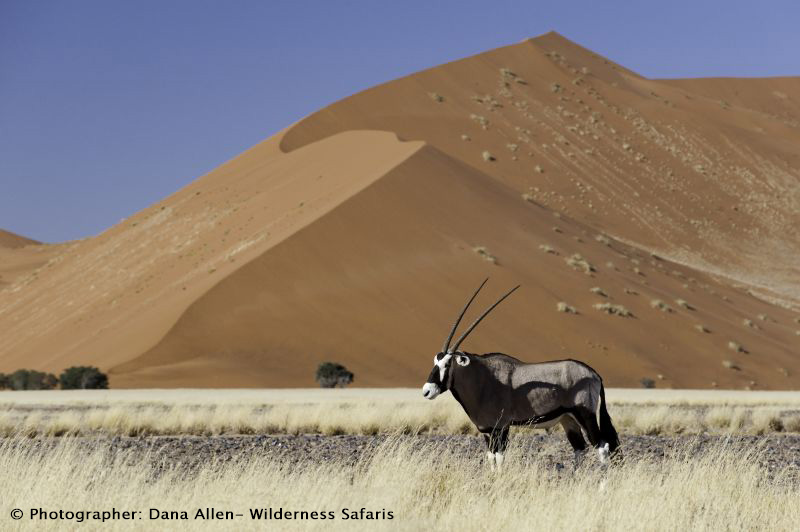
[511,406,574,426]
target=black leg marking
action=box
[576,408,603,447]
[483,427,510,453]
[565,428,587,451]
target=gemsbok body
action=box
[422,279,620,470]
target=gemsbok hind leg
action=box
[561,416,587,469]
[575,408,610,465]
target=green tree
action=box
[315,362,354,388]
[8,369,58,390]
[59,366,109,390]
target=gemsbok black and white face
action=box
[422,352,470,400]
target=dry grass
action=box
[2,389,799,438]
[0,435,797,531]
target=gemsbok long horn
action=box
[449,284,520,353]
[442,278,488,353]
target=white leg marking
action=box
[495,452,504,471]
[486,451,496,471]
[597,441,610,464]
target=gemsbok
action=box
[422,279,620,470]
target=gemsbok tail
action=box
[598,383,619,454]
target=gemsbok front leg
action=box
[483,427,509,471]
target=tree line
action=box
[0,366,108,390]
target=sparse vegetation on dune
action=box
[0,435,797,531]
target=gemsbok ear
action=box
[455,354,470,366]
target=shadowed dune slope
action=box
[114,144,798,389]
[2,32,799,388]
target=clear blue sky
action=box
[2,1,798,242]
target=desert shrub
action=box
[640,378,656,389]
[470,114,489,129]
[595,234,611,245]
[59,366,108,390]
[593,303,633,317]
[315,362,354,389]
[728,341,747,354]
[539,244,557,254]
[7,369,58,390]
[651,299,672,312]
[472,246,497,264]
[556,302,577,314]
[0,373,8,390]
[566,254,595,274]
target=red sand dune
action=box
[1,32,799,389]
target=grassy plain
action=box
[1,388,800,437]
[1,432,798,531]
[1,389,799,530]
